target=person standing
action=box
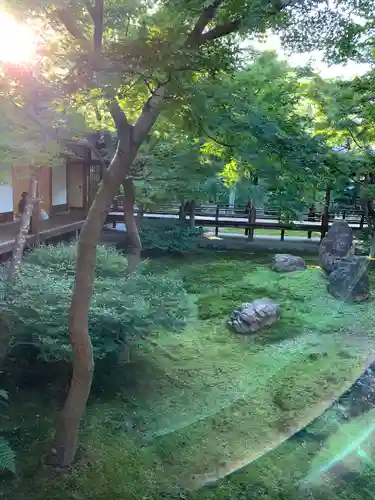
[245,199,253,236]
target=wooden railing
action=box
[106,199,365,241]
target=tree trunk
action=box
[189,200,196,228]
[7,174,38,284]
[46,141,138,469]
[123,178,141,274]
[46,79,164,468]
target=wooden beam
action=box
[83,150,90,214]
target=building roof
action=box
[62,138,105,166]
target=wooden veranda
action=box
[0,213,85,258]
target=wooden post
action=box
[136,203,144,229]
[248,206,256,241]
[112,198,118,229]
[179,199,185,221]
[83,150,91,215]
[215,205,219,236]
[190,200,196,228]
[30,174,40,246]
[307,206,313,239]
[321,187,331,239]
[360,213,365,230]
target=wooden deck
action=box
[0,213,86,257]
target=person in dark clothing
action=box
[245,200,253,235]
[18,191,33,234]
[307,204,316,239]
[245,199,252,214]
[308,204,316,220]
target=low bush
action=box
[0,389,15,473]
[120,219,203,254]
[0,245,196,362]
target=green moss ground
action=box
[2,251,375,500]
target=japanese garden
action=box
[0,1,374,499]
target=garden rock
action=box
[228,298,280,334]
[271,254,306,273]
[319,221,353,274]
[327,256,370,302]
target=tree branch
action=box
[186,0,223,46]
[10,95,58,142]
[198,18,243,45]
[133,86,166,145]
[84,0,96,21]
[200,124,234,148]
[189,0,299,47]
[93,0,104,54]
[108,99,130,132]
[347,127,364,150]
[56,3,131,135]
[56,9,90,47]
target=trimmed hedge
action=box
[0,244,196,362]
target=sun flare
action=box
[0,11,36,64]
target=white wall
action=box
[0,177,14,214]
[52,164,67,206]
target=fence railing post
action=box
[248,207,256,241]
[215,205,219,236]
[360,213,365,230]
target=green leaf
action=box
[0,438,15,473]
[0,389,9,402]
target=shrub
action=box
[123,219,202,254]
[0,390,15,473]
[24,244,129,278]
[0,245,196,362]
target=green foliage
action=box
[0,389,15,474]
[0,245,196,362]
[24,244,129,279]
[189,52,331,216]
[0,438,15,474]
[138,219,203,253]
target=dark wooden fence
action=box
[106,199,365,241]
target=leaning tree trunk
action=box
[122,178,141,274]
[46,140,138,468]
[45,77,164,467]
[7,174,38,284]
